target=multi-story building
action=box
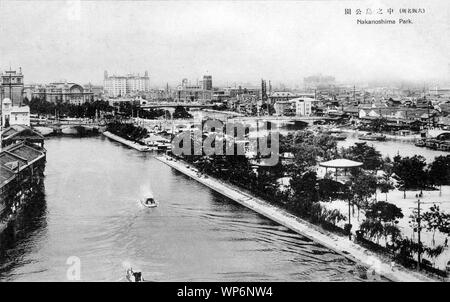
[202,75,212,91]
[1,68,24,107]
[1,98,30,127]
[175,78,212,103]
[103,70,150,97]
[274,97,314,116]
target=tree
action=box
[349,172,378,220]
[422,204,450,246]
[285,131,337,172]
[361,201,403,245]
[342,142,383,171]
[427,155,450,194]
[393,155,428,198]
[378,172,394,202]
[289,170,319,215]
[369,117,388,133]
[172,106,193,119]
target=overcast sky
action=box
[0,0,449,87]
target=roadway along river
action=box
[0,136,369,281]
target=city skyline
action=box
[1,0,449,87]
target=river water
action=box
[0,136,368,282]
[337,132,448,163]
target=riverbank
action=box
[156,155,437,282]
[102,131,150,151]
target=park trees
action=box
[172,106,193,119]
[427,155,450,194]
[392,155,428,198]
[378,172,395,202]
[360,201,403,245]
[341,142,383,171]
[349,172,378,220]
[421,204,450,246]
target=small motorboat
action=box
[126,268,143,282]
[141,196,158,208]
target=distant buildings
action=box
[269,91,315,104]
[175,78,212,103]
[32,82,93,105]
[304,74,335,90]
[1,68,24,107]
[202,75,212,91]
[103,70,150,97]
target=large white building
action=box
[274,97,314,116]
[1,98,30,127]
[103,71,150,97]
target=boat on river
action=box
[126,268,143,282]
[331,133,347,140]
[141,196,158,208]
[358,132,386,141]
[414,139,426,147]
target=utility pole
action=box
[416,199,422,271]
[348,197,352,240]
[353,85,356,104]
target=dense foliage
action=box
[106,122,148,142]
[25,97,114,118]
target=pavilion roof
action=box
[319,158,363,168]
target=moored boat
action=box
[359,133,386,141]
[331,133,347,140]
[414,139,426,147]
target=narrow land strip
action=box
[156,155,435,282]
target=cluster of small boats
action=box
[415,138,450,151]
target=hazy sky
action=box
[1,0,449,87]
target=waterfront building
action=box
[294,97,313,116]
[103,70,150,97]
[358,107,435,123]
[0,137,46,229]
[274,100,296,116]
[273,97,314,116]
[0,68,24,107]
[32,82,93,105]
[1,98,30,127]
[1,124,44,148]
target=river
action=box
[337,132,448,163]
[0,136,368,281]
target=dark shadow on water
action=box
[0,186,48,278]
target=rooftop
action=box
[319,158,363,168]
